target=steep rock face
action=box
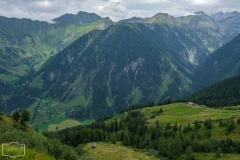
[193,34,240,90]
[211,11,240,41]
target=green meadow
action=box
[141,103,239,125]
[82,142,159,160]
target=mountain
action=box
[211,11,240,41]
[193,33,240,90]
[116,17,143,24]
[5,11,231,124]
[53,11,102,25]
[188,75,240,107]
[0,11,113,84]
[14,23,194,121]
[1,11,239,126]
[142,12,225,65]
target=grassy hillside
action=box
[0,113,54,159]
[0,145,55,160]
[81,142,159,160]
[140,103,239,125]
[0,111,78,160]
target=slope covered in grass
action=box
[81,142,159,160]
[0,111,78,159]
[140,103,239,125]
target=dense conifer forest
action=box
[187,75,240,107]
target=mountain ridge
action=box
[1,10,240,125]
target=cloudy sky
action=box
[0,0,239,22]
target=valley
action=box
[0,10,240,133]
[0,8,240,159]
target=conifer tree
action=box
[123,132,130,146]
[13,111,20,121]
[20,108,30,124]
[185,145,195,160]
[111,133,116,144]
[216,147,222,158]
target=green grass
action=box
[141,103,240,125]
[32,114,70,132]
[190,152,240,160]
[139,103,240,141]
[0,74,18,83]
[48,119,81,131]
[0,145,55,160]
[0,114,54,160]
[28,96,95,132]
[67,93,91,108]
[133,88,142,104]
[29,72,44,88]
[159,74,170,97]
[32,114,94,132]
[82,142,159,160]
[106,95,113,107]
[28,98,70,125]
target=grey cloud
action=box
[0,0,239,22]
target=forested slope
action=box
[188,75,240,107]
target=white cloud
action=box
[0,0,239,22]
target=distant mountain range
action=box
[0,11,240,123]
[211,11,240,42]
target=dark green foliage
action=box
[190,72,240,108]
[20,108,30,123]
[0,112,78,159]
[13,111,20,121]
[123,132,130,146]
[205,130,211,139]
[216,147,222,158]
[159,108,163,114]
[237,118,240,125]
[204,118,213,129]
[111,133,117,144]
[171,136,183,157]
[35,126,39,133]
[226,120,235,134]
[185,145,195,160]
[228,146,234,153]
[193,120,201,130]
